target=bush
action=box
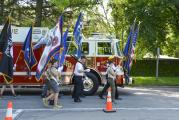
[130,59,179,77]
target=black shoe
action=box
[78,99,82,102]
[49,100,54,105]
[99,94,105,99]
[74,99,82,102]
[80,95,86,98]
[41,94,46,98]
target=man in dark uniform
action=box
[73,56,90,102]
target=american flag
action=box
[123,23,139,78]
[129,25,139,67]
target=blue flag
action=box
[123,26,133,72]
[73,12,83,58]
[59,27,69,66]
[53,27,69,66]
[22,27,37,71]
[123,23,139,84]
[123,26,133,84]
[123,27,133,57]
[132,25,139,47]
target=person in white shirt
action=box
[73,55,90,102]
[115,60,124,86]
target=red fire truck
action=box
[0,26,125,95]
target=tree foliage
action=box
[110,0,179,57]
[0,0,62,26]
[0,0,179,57]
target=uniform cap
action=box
[108,55,115,60]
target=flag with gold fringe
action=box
[22,26,37,71]
[0,17,13,84]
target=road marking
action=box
[1,107,179,111]
[12,109,24,120]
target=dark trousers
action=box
[99,81,119,98]
[73,76,83,101]
[124,74,129,85]
[72,81,85,98]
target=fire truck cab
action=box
[0,27,124,95]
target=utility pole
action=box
[156,47,160,80]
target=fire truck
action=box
[0,26,125,95]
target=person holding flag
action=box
[41,25,69,103]
[0,17,16,98]
[38,15,64,101]
[42,59,62,109]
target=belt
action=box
[74,75,83,77]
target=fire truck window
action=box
[66,42,77,55]
[82,42,89,55]
[97,42,112,55]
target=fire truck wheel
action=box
[83,72,99,95]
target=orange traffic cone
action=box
[103,87,116,113]
[4,101,13,120]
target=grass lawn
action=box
[130,77,179,86]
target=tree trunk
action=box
[0,0,5,24]
[35,0,43,26]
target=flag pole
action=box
[28,24,34,79]
[125,18,136,70]
[14,51,23,70]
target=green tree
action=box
[110,0,179,58]
[1,0,178,58]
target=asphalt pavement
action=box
[1,86,179,120]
